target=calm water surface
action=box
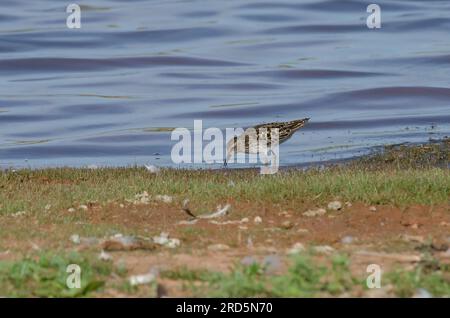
[1,0,449,168]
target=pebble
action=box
[297,228,309,235]
[129,272,156,286]
[303,208,327,217]
[341,236,354,244]
[345,201,352,208]
[11,211,26,217]
[70,234,81,244]
[280,220,294,230]
[155,195,173,204]
[67,208,76,213]
[254,216,262,224]
[287,242,305,255]
[208,243,230,251]
[369,206,377,212]
[79,205,88,211]
[241,217,249,223]
[313,245,335,254]
[153,232,180,248]
[327,201,342,211]
[134,191,150,204]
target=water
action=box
[1,0,449,169]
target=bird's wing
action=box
[253,118,309,142]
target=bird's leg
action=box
[259,152,270,165]
[223,159,227,167]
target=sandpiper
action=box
[224,117,310,166]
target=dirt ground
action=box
[1,199,449,297]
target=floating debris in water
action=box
[70,234,81,244]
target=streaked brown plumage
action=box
[225,117,310,165]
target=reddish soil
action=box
[1,201,449,297]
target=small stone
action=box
[313,245,335,254]
[11,211,26,217]
[327,201,342,211]
[280,220,294,230]
[166,238,180,249]
[287,242,305,255]
[297,228,309,235]
[369,206,377,212]
[119,203,125,208]
[341,236,354,244]
[303,208,327,217]
[153,232,170,245]
[98,250,112,261]
[263,255,281,274]
[129,272,156,286]
[70,234,80,244]
[208,243,230,251]
[67,208,76,213]
[241,217,249,223]
[79,205,88,211]
[254,216,262,224]
[239,226,248,230]
[345,201,352,208]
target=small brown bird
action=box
[224,117,310,166]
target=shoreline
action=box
[0,139,448,297]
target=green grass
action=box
[387,259,450,297]
[162,253,450,298]
[0,252,114,297]
[0,167,449,216]
[162,254,356,297]
[1,140,448,215]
